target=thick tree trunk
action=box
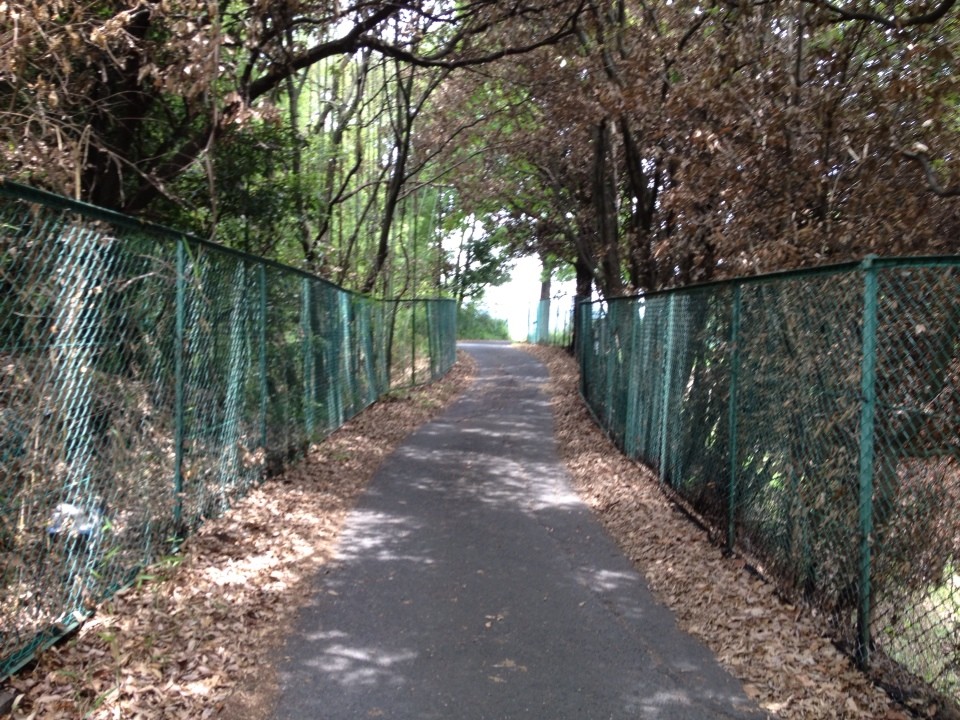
[618,115,658,291]
[537,258,552,344]
[592,119,625,297]
[362,134,409,294]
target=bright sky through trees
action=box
[482,256,576,340]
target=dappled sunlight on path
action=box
[273,341,766,720]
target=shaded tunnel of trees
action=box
[4,0,960,711]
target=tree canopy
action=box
[425,0,960,295]
[3,0,960,299]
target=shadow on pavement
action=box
[272,343,768,720]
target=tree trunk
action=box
[619,115,658,291]
[537,257,552,344]
[571,256,593,354]
[592,119,625,297]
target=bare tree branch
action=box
[359,4,584,69]
[812,0,956,27]
[903,149,960,198]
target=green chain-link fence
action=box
[0,181,455,679]
[577,256,960,709]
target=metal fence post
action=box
[426,300,435,379]
[258,264,268,454]
[301,278,315,438]
[360,300,378,403]
[856,255,879,668]
[576,300,589,398]
[658,295,677,483]
[603,307,615,429]
[624,300,640,458]
[173,239,186,532]
[340,292,357,408]
[727,284,742,553]
[330,292,345,426]
[411,300,418,386]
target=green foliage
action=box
[150,121,309,261]
[457,303,510,340]
[441,214,514,306]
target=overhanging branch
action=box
[812,0,956,27]
[903,149,960,198]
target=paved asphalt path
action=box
[272,341,767,720]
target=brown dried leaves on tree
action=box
[424,0,960,295]
[0,0,582,212]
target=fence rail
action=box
[0,181,455,679]
[576,256,960,709]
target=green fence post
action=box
[377,300,390,392]
[340,292,357,408]
[302,278,315,438]
[448,300,457,370]
[411,300,417,386]
[425,300,433,379]
[537,298,550,344]
[603,307,615,429]
[325,290,342,427]
[574,301,582,385]
[856,255,879,668]
[624,301,640,458]
[173,239,186,532]
[658,295,677,483]
[575,301,585,393]
[361,301,378,403]
[258,264,268,454]
[727,285,743,553]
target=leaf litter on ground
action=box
[3,352,475,720]
[2,344,923,719]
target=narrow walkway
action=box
[272,342,766,719]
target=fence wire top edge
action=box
[0,179,450,305]
[578,254,960,307]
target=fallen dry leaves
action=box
[1,343,932,720]
[523,344,913,720]
[2,352,475,720]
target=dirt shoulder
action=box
[523,343,909,720]
[4,352,475,720]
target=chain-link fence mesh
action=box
[0,181,456,679]
[576,257,960,709]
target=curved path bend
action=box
[273,342,767,720]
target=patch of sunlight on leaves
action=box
[6,352,476,720]
[523,344,908,720]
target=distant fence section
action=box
[576,257,960,708]
[0,182,455,679]
[528,294,575,346]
